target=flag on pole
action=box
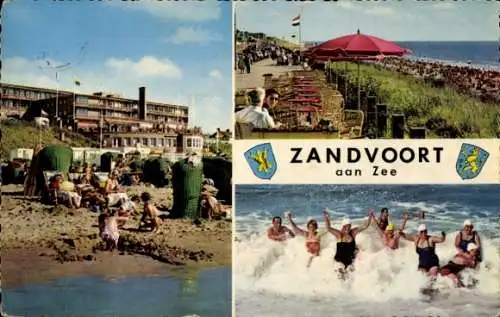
[292,15,300,27]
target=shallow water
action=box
[235,185,500,317]
[4,267,231,317]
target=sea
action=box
[234,184,500,317]
[3,267,231,317]
[398,41,499,71]
[306,41,500,70]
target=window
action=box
[142,138,148,146]
[187,138,192,147]
[151,138,156,147]
[159,138,164,147]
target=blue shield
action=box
[456,143,489,180]
[244,143,278,180]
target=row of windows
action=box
[2,88,56,100]
[111,138,177,148]
[186,138,203,148]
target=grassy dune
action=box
[0,120,95,159]
[328,62,500,138]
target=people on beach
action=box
[116,195,141,228]
[235,88,276,129]
[286,212,324,267]
[267,216,295,242]
[373,212,408,250]
[440,243,480,287]
[324,209,374,271]
[138,192,162,234]
[455,219,482,262]
[400,224,446,277]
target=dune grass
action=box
[0,120,95,159]
[327,62,500,138]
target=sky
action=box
[235,1,499,42]
[3,1,232,133]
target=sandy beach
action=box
[1,184,231,288]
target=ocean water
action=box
[396,41,499,68]
[4,267,231,317]
[235,185,500,317]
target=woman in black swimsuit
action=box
[324,209,374,271]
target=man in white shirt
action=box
[235,87,276,129]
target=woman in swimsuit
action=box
[286,212,324,267]
[373,212,408,250]
[440,243,480,287]
[454,219,482,262]
[375,208,390,231]
[324,209,374,272]
[400,224,446,277]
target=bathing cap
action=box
[467,243,478,251]
[418,224,427,232]
[463,219,472,227]
[342,218,351,226]
[386,223,395,231]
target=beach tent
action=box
[100,152,122,173]
[202,157,232,204]
[24,145,73,198]
[171,156,204,219]
[143,158,171,188]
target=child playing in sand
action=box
[138,192,162,234]
[116,195,141,228]
[98,208,128,251]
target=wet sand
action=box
[1,184,231,288]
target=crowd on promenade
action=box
[236,42,302,74]
[374,57,500,103]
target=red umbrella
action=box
[311,29,410,57]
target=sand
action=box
[0,184,232,288]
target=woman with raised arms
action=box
[286,211,325,267]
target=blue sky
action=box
[235,1,499,42]
[3,1,232,132]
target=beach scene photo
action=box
[234,2,500,139]
[234,184,500,317]
[1,1,232,316]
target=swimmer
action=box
[267,216,295,241]
[440,243,480,287]
[375,207,390,231]
[400,224,446,277]
[286,212,325,267]
[374,212,408,250]
[324,209,374,272]
[455,219,482,262]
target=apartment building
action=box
[1,83,62,117]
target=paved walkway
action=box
[235,59,302,90]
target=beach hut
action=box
[171,155,204,219]
[202,157,232,204]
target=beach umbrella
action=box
[310,30,410,109]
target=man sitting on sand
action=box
[235,88,276,129]
[138,192,162,234]
[440,243,480,287]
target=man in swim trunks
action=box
[268,216,295,241]
[375,208,390,231]
[440,243,480,287]
[286,212,324,267]
[455,219,482,262]
[400,224,446,277]
[374,212,408,250]
[324,209,374,271]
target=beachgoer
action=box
[286,212,324,267]
[105,172,123,194]
[116,195,140,228]
[263,88,280,114]
[375,207,390,231]
[324,209,374,271]
[267,216,295,242]
[374,212,408,250]
[138,192,162,233]
[440,243,480,287]
[98,209,128,251]
[400,224,446,277]
[455,219,482,262]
